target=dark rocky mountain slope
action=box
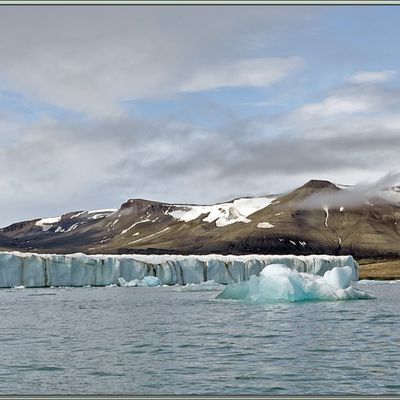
[1,179,400,258]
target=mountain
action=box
[1,179,400,259]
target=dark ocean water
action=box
[0,281,399,394]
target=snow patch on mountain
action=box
[35,208,118,232]
[87,209,118,214]
[168,196,276,227]
[121,219,151,234]
[128,227,170,244]
[66,223,80,232]
[70,211,85,218]
[35,216,62,231]
[88,209,118,220]
[323,207,329,227]
[257,222,274,229]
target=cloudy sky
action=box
[0,5,399,226]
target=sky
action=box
[0,5,400,226]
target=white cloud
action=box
[297,82,400,118]
[348,70,397,84]
[180,56,304,92]
[299,95,373,117]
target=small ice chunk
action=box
[142,276,162,286]
[118,276,162,287]
[177,280,224,292]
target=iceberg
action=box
[217,264,373,302]
[0,251,358,288]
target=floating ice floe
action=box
[118,276,162,287]
[217,264,374,302]
[177,280,224,292]
[357,279,400,285]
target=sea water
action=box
[0,282,399,394]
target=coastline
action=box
[359,259,400,280]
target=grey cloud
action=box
[0,6,314,117]
[1,6,400,226]
[1,103,400,226]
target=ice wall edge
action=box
[0,251,358,288]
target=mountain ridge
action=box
[1,179,400,259]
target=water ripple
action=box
[0,283,398,394]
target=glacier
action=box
[0,251,358,288]
[217,264,372,302]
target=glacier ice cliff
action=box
[0,251,358,288]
